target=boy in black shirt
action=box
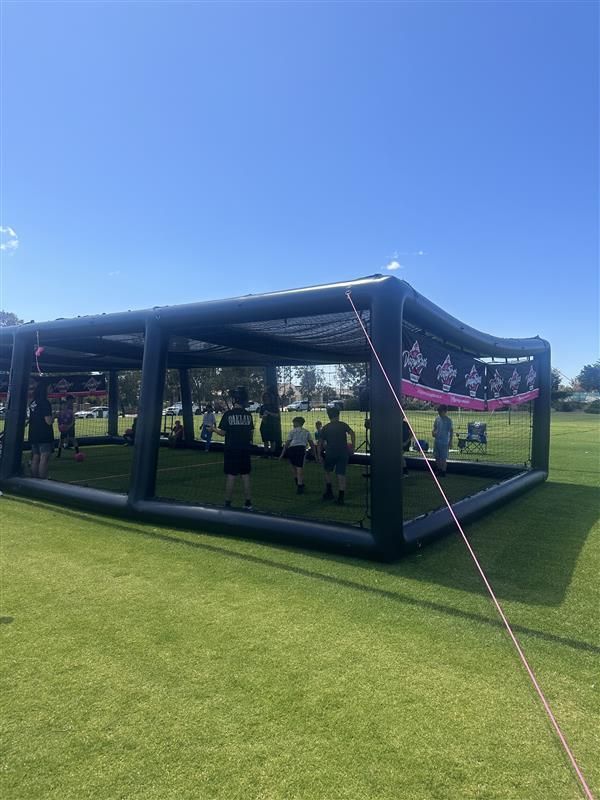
[318,407,356,505]
[215,387,254,509]
[28,382,55,478]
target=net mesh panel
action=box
[154,355,373,529]
[9,306,540,531]
[21,366,142,494]
[401,402,533,520]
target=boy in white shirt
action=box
[201,405,216,451]
[279,416,318,495]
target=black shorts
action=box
[260,417,278,443]
[223,448,252,476]
[323,453,349,476]
[287,445,306,468]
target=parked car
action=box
[75,406,110,419]
[245,402,261,412]
[327,399,344,410]
[162,403,200,416]
[285,400,311,412]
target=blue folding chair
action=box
[458,422,487,455]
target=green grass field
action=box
[1,412,598,799]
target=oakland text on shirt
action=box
[226,413,253,426]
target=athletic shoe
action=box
[322,489,334,501]
[244,500,253,511]
[335,496,345,505]
[296,484,305,495]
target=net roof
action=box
[0,275,548,374]
[0,310,372,372]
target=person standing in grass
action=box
[200,404,216,451]
[432,404,453,477]
[28,382,55,479]
[215,387,254,510]
[314,420,323,445]
[279,416,318,494]
[259,386,280,458]
[318,407,355,505]
[56,397,79,459]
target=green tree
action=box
[319,383,336,403]
[337,363,367,397]
[277,366,294,409]
[118,371,141,411]
[163,369,181,404]
[551,368,562,393]
[577,360,600,392]
[0,310,23,327]
[297,366,320,401]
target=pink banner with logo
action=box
[402,379,486,410]
[487,388,539,410]
[401,329,541,411]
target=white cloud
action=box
[386,259,403,271]
[108,270,121,277]
[0,226,19,253]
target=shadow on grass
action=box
[389,481,599,607]
[6,491,599,658]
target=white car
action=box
[245,402,261,412]
[285,400,311,412]
[162,403,200,416]
[75,406,110,419]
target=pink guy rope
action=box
[345,290,594,800]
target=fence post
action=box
[0,331,34,480]
[108,370,119,437]
[368,282,406,558]
[179,368,195,443]
[128,319,168,503]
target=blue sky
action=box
[1,1,597,380]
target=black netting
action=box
[7,303,541,531]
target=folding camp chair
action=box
[457,422,487,455]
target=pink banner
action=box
[402,379,486,411]
[487,388,539,410]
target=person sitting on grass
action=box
[169,419,184,448]
[56,397,80,459]
[279,416,318,495]
[123,416,137,446]
[432,404,453,477]
[215,387,254,510]
[28,382,55,479]
[318,407,355,505]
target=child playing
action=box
[215,388,254,510]
[432,404,453,477]
[279,416,318,494]
[314,420,323,445]
[201,405,216,451]
[56,397,79,458]
[318,407,355,505]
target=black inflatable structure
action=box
[0,276,550,560]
